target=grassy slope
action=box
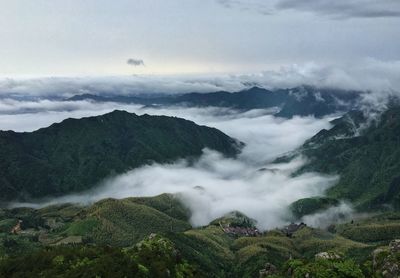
[0,194,191,255]
[86,197,191,246]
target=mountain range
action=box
[67,86,361,118]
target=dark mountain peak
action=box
[32,110,140,134]
[245,86,268,93]
[102,109,137,118]
[66,93,104,101]
[238,86,275,96]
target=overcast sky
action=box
[1,0,399,76]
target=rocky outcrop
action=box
[282,222,307,237]
[389,239,400,253]
[10,220,22,234]
[373,239,400,278]
[221,225,261,237]
[315,251,341,260]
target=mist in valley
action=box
[2,95,351,230]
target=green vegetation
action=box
[280,258,365,278]
[339,223,400,243]
[0,110,241,202]
[290,197,340,218]
[86,197,191,246]
[0,234,198,278]
[210,211,257,228]
[167,225,236,277]
[126,193,190,222]
[0,194,192,257]
[335,213,400,244]
[230,227,371,277]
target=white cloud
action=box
[300,202,354,228]
[237,59,400,93]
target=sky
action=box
[1,0,400,77]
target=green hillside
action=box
[298,106,400,210]
[0,234,198,277]
[0,110,242,202]
[0,194,191,255]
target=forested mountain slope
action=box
[299,106,400,210]
[0,110,241,201]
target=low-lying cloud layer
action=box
[1,59,399,100]
[43,153,337,230]
[300,202,355,228]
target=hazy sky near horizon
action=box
[1,0,400,77]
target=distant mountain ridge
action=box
[0,110,242,202]
[66,86,362,118]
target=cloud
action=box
[1,59,399,100]
[300,202,354,228]
[0,75,246,98]
[127,58,145,67]
[232,59,400,106]
[216,0,273,15]
[217,0,400,19]
[276,0,400,19]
